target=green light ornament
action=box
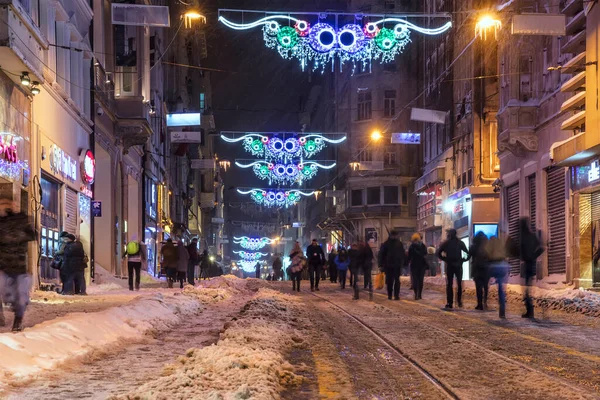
[375,28,397,51]
[304,140,317,153]
[251,139,263,152]
[277,27,299,49]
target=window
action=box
[385,151,397,165]
[360,148,373,162]
[351,190,363,206]
[367,187,381,205]
[457,175,462,189]
[519,54,532,101]
[467,169,473,185]
[462,171,468,187]
[384,186,399,204]
[357,91,372,121]
[200,92,206,111]
[401,186,409,205]
[383,90,396,117]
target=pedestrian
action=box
[425,246,438,276]
[124,235,147,291]
[187,238,200,285]
[362,241,374,290]
[199,250,210,280]
[519,217,544,318]
[378,230,405,300]
[486,235,509,319]
[408,233,428,300]
[327,248,338,283]
[161,239,178,288]
[470,231,490,310]
[306,239,325,292]
[0,198,36,331]
[255,261,261,279]
[335,248,350,289]
[436,229,469,309]
[176,239,189,288]
[62,234,88,295]
[51,231,70,294]
[289,242,306,292]
[272,256,283,281]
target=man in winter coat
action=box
[408,233,428,300]
[327,248,338,283]
[470,232,490,310]
[272,256,283,281]
[378,230,405,300]
[362,241,374,290]
[0,198,36,331]
[63,234,88,295]
[306,239,326,291]
[519,217,544,318]
[187,238,200,285]
[199,250,210,280]
[161,239,179,288]
[436,229,469,309]
[176,240,190,288]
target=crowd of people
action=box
[285,218,544,319]
[159,238,217,288]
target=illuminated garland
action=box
[238,260,265,273]
[0,159,28,182]
[221,133,346,162]
[219,14,452,71]
[233,250,269,261]
[235,160,336,185]
[237,188,318,208]
[233,236,274,250]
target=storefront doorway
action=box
[40,174,61,281]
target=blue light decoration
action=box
[221,133,346,162]
[237,188,318,208]
[238,260,264,273]
[233,236,274,250]
[218,12,452,71]
[233,250,269,261]
[235,160,336,185]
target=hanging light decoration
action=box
[237,188,317,208]
[219,160,231,171]
[235,160,336,185]
[238,260,264,273]
[233,250,269,261]
[183,11,207,29]
[475,15,501,40]
[218,12,452,71]
[233,236,274,250]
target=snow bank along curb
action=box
[0,279,245,389]
[406,276,600,317]
[116,288,306,400]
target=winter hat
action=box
[66,234,76,241]
[59,231,69,238]
[411,233,421,242]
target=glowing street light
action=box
[183,11,207,29]
[371,130,383,141]
[475,14,501,40]
[350,162,360,171]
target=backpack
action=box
[127,241,140,256]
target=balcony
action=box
[94,63,114,108]
[560,110,586,131]
[0,0,48,84]
[561,29,585,55]
[560,91,585,113]
[565,10,586,36]
[562,0,583,17]
[561,70,586,92]
[497,102,538,156]
[561,51,586,74]
[550,132,600,166]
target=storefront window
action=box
[40,175,60,281]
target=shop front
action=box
[144,175,158,275]
[571,160,600,288]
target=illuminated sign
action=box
[589,160,600,183]
[80,149,95,184]
[0,136,18,163]
[166,113,201,127]
[391,132,421,144]
[50,145,77,181]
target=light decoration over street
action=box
[235,160,336,185]
[233,236,274,250]
[218,11,452,71]
[221,133,346,162]
[237,188,319,208]
[238,260,265,273]
[233,250,269,261]
[475,15,501,40]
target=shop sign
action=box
[50,145,77,181]
[572,159,600,191]
[92,201,102,217]
[0,136,19,163]
[453,201,464,214]
[80,149,95,184]
[80,185,93,198]
[391,132,421,144]
[589,160,600,182]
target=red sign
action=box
[81,149,95,184]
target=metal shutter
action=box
[529,175,536,233]
[547,167,566,275]
[65,188,78,236]
[507,184,520,275]
[591,192,600,221]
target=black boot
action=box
[0,310,5,327]
[12,316,23,332]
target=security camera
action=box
[96,105,104,116]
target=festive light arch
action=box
[218,12,452,71]
[235,160,336,185]
[221,133,346,162]
[238,260,265,273]
[233,236,274,250]
[237,188,318,208]
[233,250,269,261]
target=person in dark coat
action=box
[470,231,489,310]
[176,240,189,288]
[199,250,210,280]
[436,229,469,309]
[306,239,326,291]
[327,248,338,283]
[187,238,200,285]
[255,262,261,279]
[408,233,428,300]
[63,234,88,295]
[0,198,36,331]
[378,230,405,300]
[519,217,544,318]
[289,242,305,292]
[54,231,70,294]
[347,243,363,300]
[362,241,374,290]
[272,256,283,281]
[161,239,179,288]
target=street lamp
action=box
[475,14,501,40]
[371,130,382,141]
[183,11,207,29]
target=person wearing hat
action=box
[52,231,70,294]
[63,234,88,295]
[408,233,428,300]
[436,229,469,309]
[378,230,405,300]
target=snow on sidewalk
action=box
[0,276,249,392]
[115,288,307,400]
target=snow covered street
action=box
[0,276,599,399]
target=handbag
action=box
[50,256,63,270]
[375,272,385,290]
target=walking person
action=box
[348,243,364,299]
[176,239,189,288]
[199,250,210,280]
[519,218,544,318]
[63,234,88,295]
[425,246,439,276]
[161,239,178,288]
[306,239,325,292]
[436,229,469,309]
[272,256,283,281]
[289,242,305,292]
[470,232,490,310]
[362,241,374,290]
[255,261,261,279]
[124,235,146,291]
[378,230,405,300]
[408,233,428,300]
[51,231,70,294]
[327,248,338,283]
[187,238,200,285]
[335,248,350,289]
[486,235,509,319]
[0,198,36,331]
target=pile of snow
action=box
[116,289,306,400]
